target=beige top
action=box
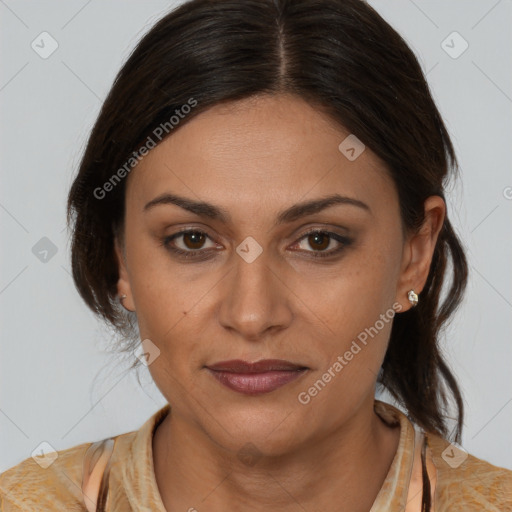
[1,399,511,511]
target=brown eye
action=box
[307,232,330,251]
[182,231,207,250]
[162,229,217,259]
[291,230,352,259]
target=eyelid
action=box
[290,228,352,256]
[170,228,218,248]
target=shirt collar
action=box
[370,399,418,510]
[118,399,416,511]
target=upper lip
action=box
[206,359,308,373]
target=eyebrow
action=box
[143,192,371,225]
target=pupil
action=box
[185,232,205,249]
[310,233,329,250]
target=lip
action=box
[206,359,307,373]
[205,359,309,395]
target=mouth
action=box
[205,359,309,395]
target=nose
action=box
[217,247,293,341]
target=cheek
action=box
[316,243,399,330]
[303,241,400,385]
[125,242,212,372]
[124,226,182,327]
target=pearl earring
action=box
[407,290,419,307]
[119,294,127,303]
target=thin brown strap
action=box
[82,438,115,512]
[405,431,437,512]
[420,435,431,511]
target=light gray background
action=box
[1,0,511,473]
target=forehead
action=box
[126,94,396,221]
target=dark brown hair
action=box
[67,2,468,507]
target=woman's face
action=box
[115,93,443,455]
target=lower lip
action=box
[206,368,308,395]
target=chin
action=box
[210,408,308,459]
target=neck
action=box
[153,398,400,512]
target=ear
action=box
[114,236,136,312]
[395,195,446,311]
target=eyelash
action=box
[161,228,352,261]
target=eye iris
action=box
[183,231,206,249]
[308,232,329,251]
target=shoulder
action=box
[426,432,512,511]
[0,440,93,511]
[0,431,137,512]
